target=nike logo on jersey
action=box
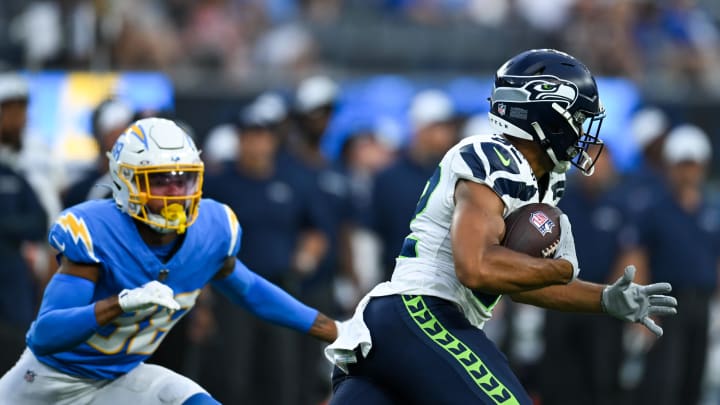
[493,147,512,167]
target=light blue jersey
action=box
[27,199,242,379]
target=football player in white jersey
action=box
[325,49,678,405]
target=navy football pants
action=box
[330,295,531,405]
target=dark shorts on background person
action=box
[330,295,531,405]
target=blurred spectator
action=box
[253,23,318,80]
[8,2,62,68]
[62,97,134,208]
[369,89,458,280]
[0,158,46,374]
[202,123,238,172]
[0,72,62,292]
[109,0,181,70]
[628,125,718,405]
[513,0,575,32]
[0,0,719,104]
[561,0,641,78]
[621,106,671,216]
[537,145,634,405]
[633,0,720,96]
[0,73,63,222]
[293,75,338,156]
[180,0,253,79]
[197,104,328,405]
[290,74,358,404]
[337,124,396,302]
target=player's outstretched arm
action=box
[451,180,574,294]
[306,313,338,343]
[211,257,338,342]
[510,266,678,337]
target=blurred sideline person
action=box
[337,124,397,302]
[537,145,635,405]
[292,76,362,403]
[198,106,330,405]
[369,89,458,281]
[0,73,64,224]
[628,125,718,405]
[0,118,340,405]
[621,106,670,216]
[0,158,47,373]
[62,98,134,208]
[325,49,677,404]
[0,72,63,303]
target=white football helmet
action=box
[108,117,204,233]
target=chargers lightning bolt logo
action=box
[57,213,99,262]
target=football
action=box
[502,203,562,258]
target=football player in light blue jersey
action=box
[0,118,339,405]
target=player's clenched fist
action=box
[118,280,181,312]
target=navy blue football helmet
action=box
[488,49,605,175]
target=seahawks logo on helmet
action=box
[523,78,577,106]
[492,75,578,108]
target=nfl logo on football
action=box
[529,211,555,236]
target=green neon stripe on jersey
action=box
[401,295,520,405]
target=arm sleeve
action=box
[26,273,99,356]
[211,259,319,332]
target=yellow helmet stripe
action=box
[129,124,148,147]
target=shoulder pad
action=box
[49,210,100,263]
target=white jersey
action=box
[327,133,565,367]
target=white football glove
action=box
[601,265,678,337]
[553,214,579,282]
[118,280,181,312]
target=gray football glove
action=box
[553,214,579,282]
[601,265,678,337]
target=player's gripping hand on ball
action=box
[553,214,580,282]
[118,280,181,312]
[601,265,678,337]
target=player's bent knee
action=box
[182,392,221,405]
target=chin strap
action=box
[530,121,570,173]
[577,151,595,176]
